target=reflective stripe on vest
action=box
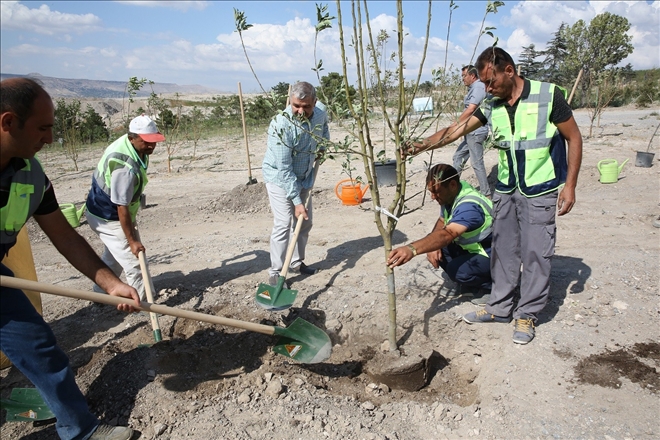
[489,80,568,197]
[1,158,46,245]
[442,181,493,257]
[92,135,148,220]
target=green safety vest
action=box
[441,181,493,258]
[487,80,568,196]
[91,135,148,221]
[1,157,46,247]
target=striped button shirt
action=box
[262,103,330,205]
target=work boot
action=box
[512,315,536,345]
[88,425,133,440]
[289,262,318,275]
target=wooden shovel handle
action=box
[279,160,320,279]
[280,213,305,279]
[138,251,162,340]
[1,276,276,336]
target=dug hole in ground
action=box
[1,106,659,440]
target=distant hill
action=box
[0,73,221,98]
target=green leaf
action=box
[234,8,253,32]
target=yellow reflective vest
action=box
[1,158,46,250]
[441,181,493,258]
[486,80,568,196]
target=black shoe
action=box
[289,263,318,275]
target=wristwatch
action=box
[407,244,417,256]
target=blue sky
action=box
[1,1,658,93]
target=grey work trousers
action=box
[452,131,491,197]
[266,183,313,277]
[485,190,558,322]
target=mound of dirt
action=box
[205,182,270,214]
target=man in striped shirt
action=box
[262,81,329,287]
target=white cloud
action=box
[114,1,209,12]
[498,1,659,69]
[503,1,593,46]
[0,1,102,35]
[2,1,656,92]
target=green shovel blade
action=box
[272,317,332,364]
[255,278,298,311]
[1,388,55,422]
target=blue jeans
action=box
[0,264,99,440]
[439,243,492,289]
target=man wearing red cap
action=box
[86,114,165,300]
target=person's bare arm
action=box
[457,103,479,126]
[117,205,144,257]
[34,210,140,312]
[403,115,483,157]
[556,116,583,216]
[387,219,468,268]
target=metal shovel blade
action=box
[255,277,298,311]
[272,317,332,364]
[1,388,55,422]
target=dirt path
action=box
[2,106,659,440]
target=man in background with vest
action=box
[404,47,583,344]
[1,78,138,439]
[452,65,491,198]
[387,164,493,300]
[86,114,164,300]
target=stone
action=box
[613,300,628,311]
[361,401,376,411]
[266,379,284,398]
[154,423,167,436]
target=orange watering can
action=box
[335,179,369,206]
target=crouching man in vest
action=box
[86,115,165,300]
[387,164,493,301]
[1,78,139,439]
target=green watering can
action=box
[59,203,86,228]
[597,158,628,184]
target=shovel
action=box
[255,212,305,311]
[0,276,332,364]
[1,388,55,424]
[138,251,162,343]
[255,160,320,311]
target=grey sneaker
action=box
[512,316,535,344]
[440,283,477,298]
[289,262,318,275]
[463,309,511,324]
[438,281,460,297]
[470,292,491,306]
[268,275,288,290]
[89,425,133,440]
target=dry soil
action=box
[1,106,659,440]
